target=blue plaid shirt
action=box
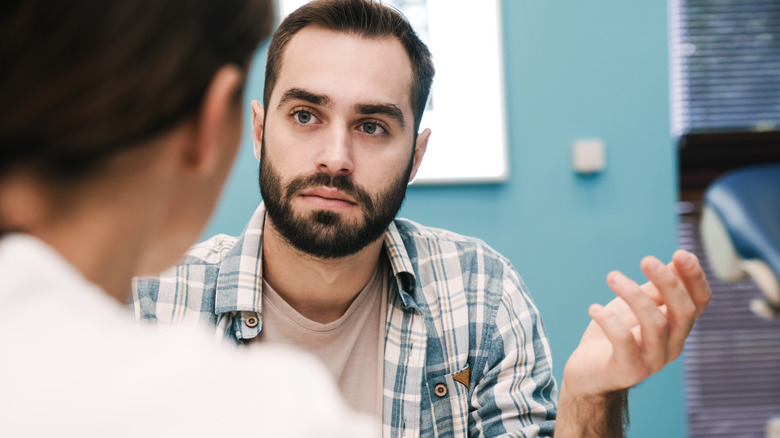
[132,203,558,437]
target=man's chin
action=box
[293,208,362,227]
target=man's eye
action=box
[361,122,386,135]
[295,111,313,124]
[363,122,377,134]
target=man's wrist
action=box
[554,383,629,438]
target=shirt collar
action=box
[214,203,266,316]
[213,202,422,315]
[382,220,420,309]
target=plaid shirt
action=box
[132,203,558,437]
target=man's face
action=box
[255,26,428,259]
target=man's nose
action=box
[316,127,354,176]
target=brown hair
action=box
[264,0,435,132]
[0,0,274,181]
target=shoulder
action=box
[392,217,482,244]
[391,217,515,274]
[390,218,545,330]
[179,233,240,265]
[388,217,534,319]
[131,233,239,321]
[136,233,237,286]
[4,318,377,438]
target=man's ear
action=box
[408,128,431,183]
[188,65,244,174]
[251,100,265,160]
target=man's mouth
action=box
[298,186,358,209]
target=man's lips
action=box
[298,187,358,208]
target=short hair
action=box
[264,0,435,132]
[0,0,274,182]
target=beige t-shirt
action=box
[249,259,389,418]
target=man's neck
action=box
[261,219,385,324]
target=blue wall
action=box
[205,1,682,436]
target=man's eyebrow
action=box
[355,103,406,130]
[276,88,332,109]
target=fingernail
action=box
[646,257,663,274]
[679,251,694,268]
[612,272,627,285]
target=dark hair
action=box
[264,0,434,132]
[0,0,274,181]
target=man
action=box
[133,0,711,436]
[0,0,375,436]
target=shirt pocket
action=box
[426,364,470,438]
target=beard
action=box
[259,139,413,259]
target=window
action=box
[670,0,780,200]
[279,0,508,184]
[670,0,780,137]
[672,2,780,436]
[680,204,780,438]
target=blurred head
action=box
[0,0,274,272]
[264,0,434,133]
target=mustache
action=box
[285,172,375,213]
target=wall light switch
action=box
[572,138,606,174]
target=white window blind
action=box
[680,205,780,438]
[670,0,780,138]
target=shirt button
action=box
[434,383,447,397]
[245,316,258,328]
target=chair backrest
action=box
[702,164,780,317]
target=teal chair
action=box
[701,164,780,318]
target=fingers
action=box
[671,249,712,318]
[587,303,642,365]
[640,255,697,362]
[584,251,712,392]
[638,278,664,306]
[605,271,669,372]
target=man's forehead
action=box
[271,25,414,117]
